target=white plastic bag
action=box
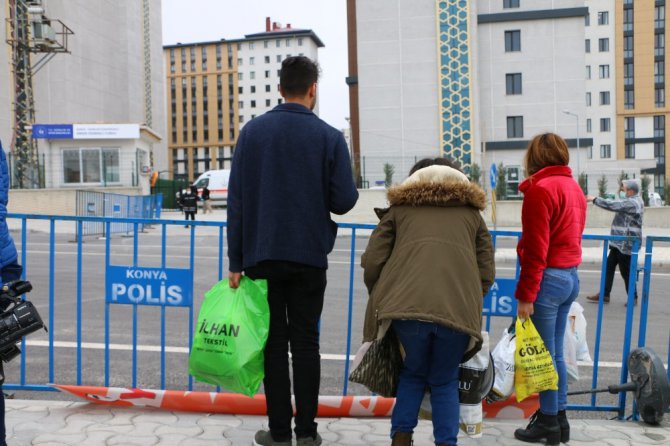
[487,327,516,401]
[350,341,372,374]
[563,325,579,383]
[568,302,591,362]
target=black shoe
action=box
[514,410,560,445]
[586,293,609,303]
[391,431,413,446]
[557,410,570,443]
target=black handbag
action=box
[348,328,403,397]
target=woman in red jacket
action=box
[514,133,586,445]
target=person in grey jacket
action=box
[585,179,644,305]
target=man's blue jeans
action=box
[391,320,469,446]
[531,267,580,415]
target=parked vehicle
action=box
[193,170,231,205]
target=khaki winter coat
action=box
[361,166,495,361]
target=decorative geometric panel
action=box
[436,0,473,174]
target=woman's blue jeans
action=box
[391,320,469,446]
[530,267,580,415]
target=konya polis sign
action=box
[106,266,193,307]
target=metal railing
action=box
[2,214,664,420]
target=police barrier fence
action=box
[2,214,664,420]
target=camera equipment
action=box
[0,280,47,363]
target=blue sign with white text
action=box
[31,124,74,139]
[490,164,498,189]
[106,266,193,307]
[483,278,518,317]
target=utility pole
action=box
[6,0,73,188]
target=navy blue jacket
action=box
[0,144,18,277]
[227,103,359,272]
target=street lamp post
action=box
[562,110,580,178]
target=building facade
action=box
[353,0,592,193]
[0,0,167,189]
[163,18,323,181]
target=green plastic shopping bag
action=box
[514,318,558,402]
[189,276,269,397]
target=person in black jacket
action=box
[201,186,212,214]
[180,185,198,226]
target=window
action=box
[599,64,610,79]
[265,84,271,92]
[276,40,281,48]
[585,12,590,26]
[201,46,207,70]
[237,58,243,66]
[655,33,665,57]
[586,65,591,80]
[238,72,243,81]
[656,61,665,84]
[585,39,591,53]
[503,0,520,8]
[655,142,666,164]
[656,88,665,107]
[586,92,591,106]
[278,98,282,105]
[506,116,523,138]
[586,118,592,133]
[263,40,269,48]
[286,38,291,47]
[656,6,665,29]
[504,30,521,52]
[624,8,634,32]
[249,57,255,65]
[587,146,593,160]
[238,86,243,94]
[654,115,665,137]
[600,118,611,132]
[600,144,612,159]
[250,85,256,93]
[238,101,243,109]
[264,56,270,63]
[265,70,270,78]
[598,38,609,52]
[625,144,636,159]
[276,55,282,62]
[298,38,303,46]
[624,36,634,58]
[625,117,635,139]
[265,99,271,107]
[239,115,244,123]
[624,63,634,86]
[598,11,609,25]
[250,71,255,80]
[624,90,635,109]
[251,100,256,108]
[599,91,611,105]
[249,42,255,50]
[505,73,522,95]
[62,148,119,184]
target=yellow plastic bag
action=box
[514,318,558,402]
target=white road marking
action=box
[24,340,650,369]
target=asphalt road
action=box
[5,228,670,419]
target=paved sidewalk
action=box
[5,399,670,445]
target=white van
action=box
[193,169,231,205]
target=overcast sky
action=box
[162,0,350,130]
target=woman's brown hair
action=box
[524,133,570,176]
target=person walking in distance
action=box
[180,184,198,226]
[513,133,586,445]
[227,56,359,446]
[201,186,212,214]
[585,179,644,306]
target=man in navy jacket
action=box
[227,56,358,446]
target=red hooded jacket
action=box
[515,165,586,302]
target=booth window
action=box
[62,147,120,185]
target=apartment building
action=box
[615,0,668,197]
[164,18,323,181]
[352,0,590,191]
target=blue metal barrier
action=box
[2,214,662,421]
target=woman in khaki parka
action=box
[361,158,495,446]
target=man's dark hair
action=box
[279,56,320,97]
[408,157,461,176]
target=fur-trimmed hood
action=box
[386,165,487,210]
